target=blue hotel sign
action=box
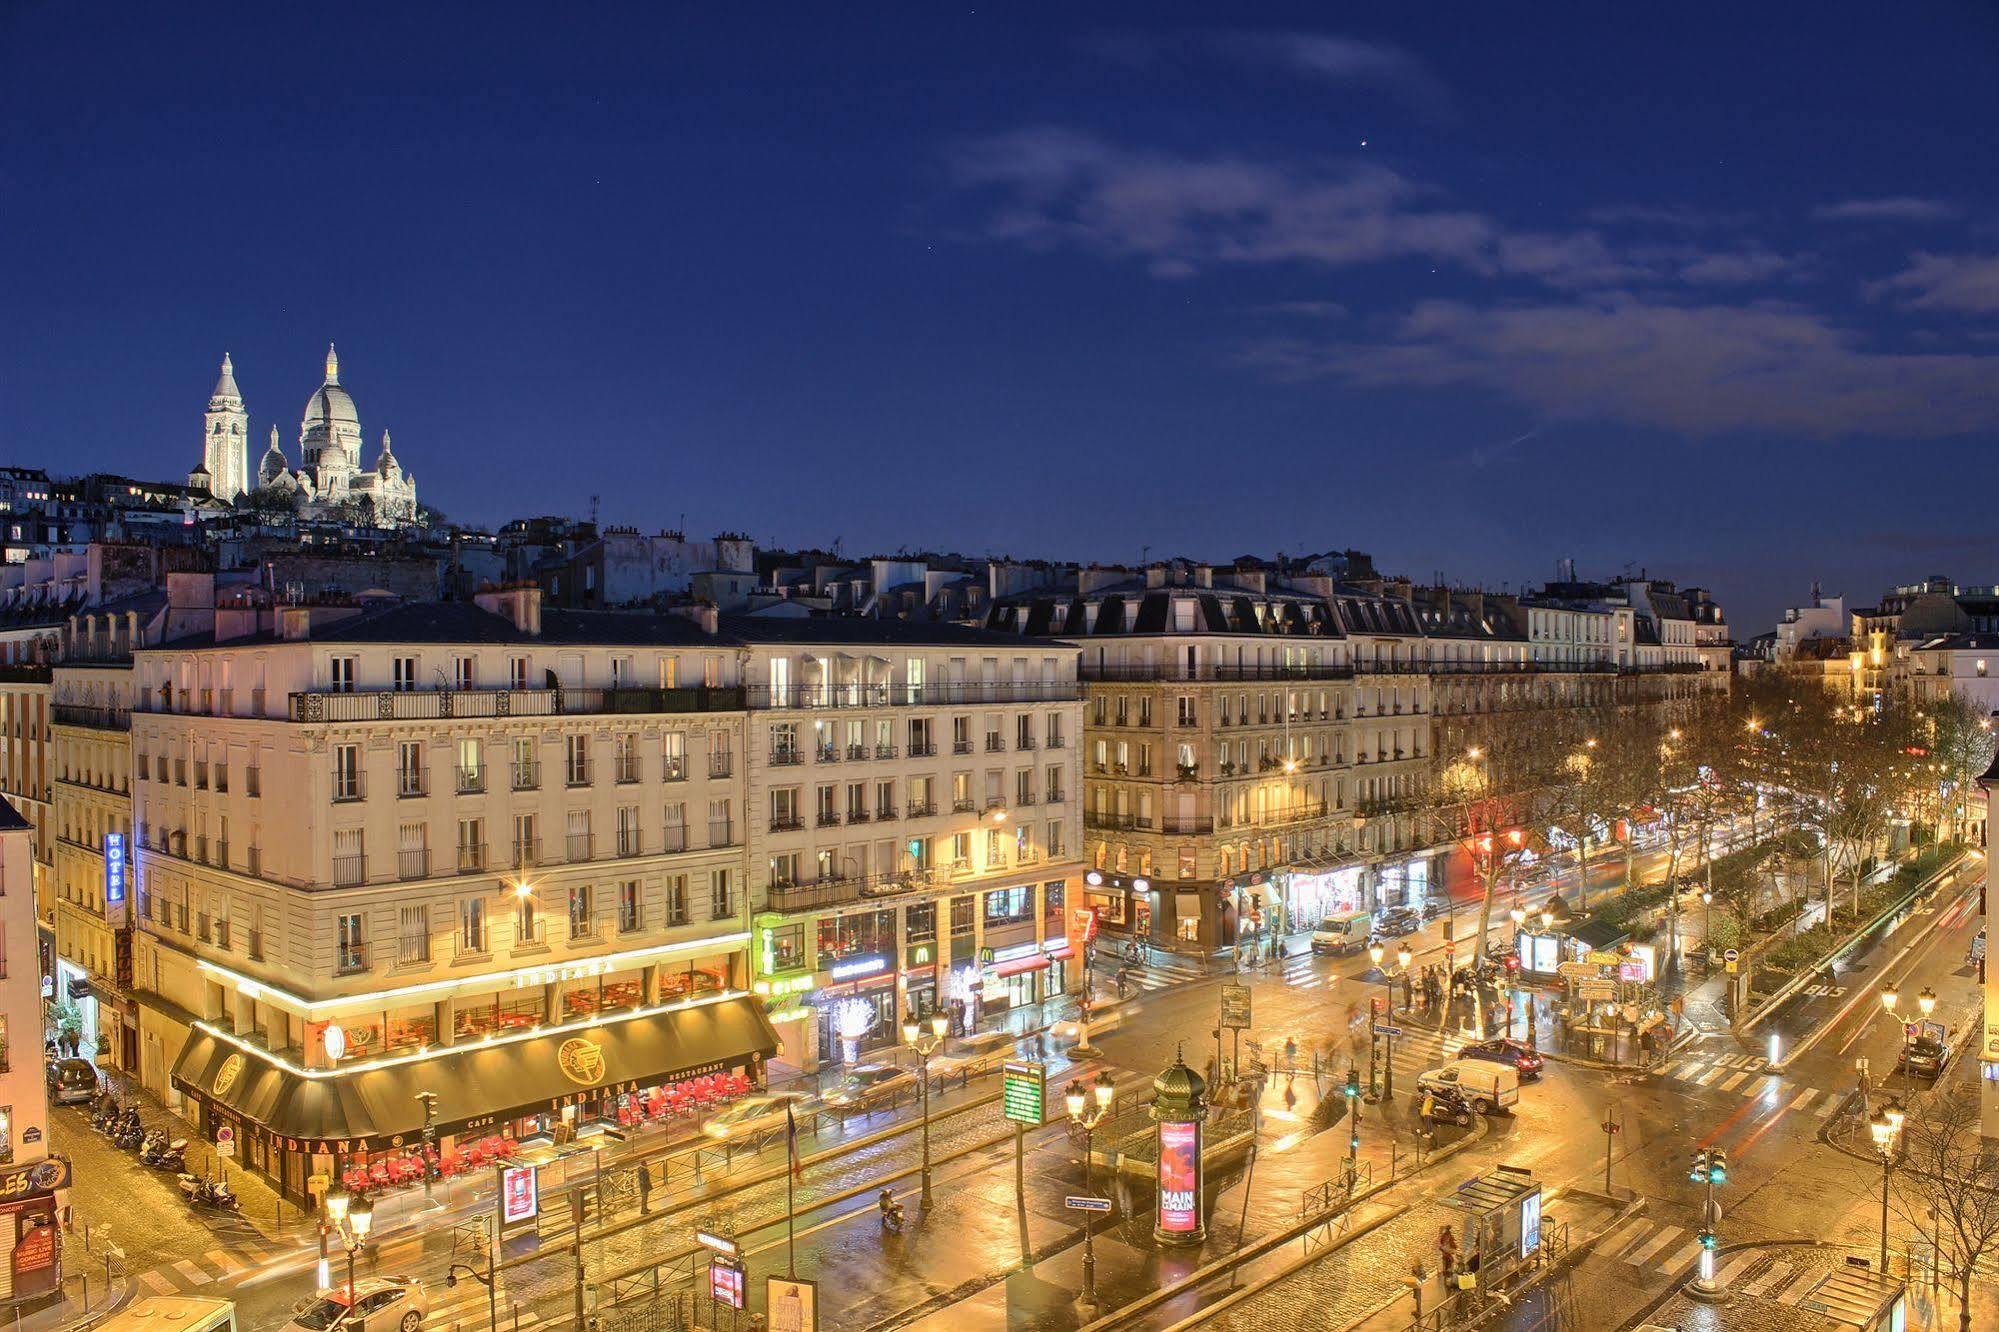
[104,832,126,905]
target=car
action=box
[1310,913,1374,957]
[700,1093,813,1141]
[285,1278,429,1332]
[46,1058,97,1106]
[1373,907,1420,937]
[926,1030,1022,1086]
[822,1064,917,1110]
[1458,1038,1545,1080]
[1898,1036,1950,1081]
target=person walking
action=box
[1437,1225,1458,1281]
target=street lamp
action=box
[1869,1099,1907,1276]
[901,1009,950,1206]
[1916,987,1937,1018]
[1881,982,1914,1086]
[324,1187,374,1301]
[1065,1073,1116,1309]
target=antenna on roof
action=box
[589,495,600,526]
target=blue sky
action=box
[3,1,1996,631]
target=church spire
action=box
[212,352,241,402]
[324,343,339,385]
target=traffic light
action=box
[1345,1069,1360,1100]
[1698,1230,1719,1252]
[1707,1150,1728,1185]
[1688,1150,1709,1184]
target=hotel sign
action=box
[104,832,126,906]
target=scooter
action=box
[142,1136,188,1170]
[178,1174,239,1211]
[92,1097,122,1133]
[114,1112,147,1150]
[1418,1086,1476,1129]
[137,1130,169,1161]
[876,1188,903,1233]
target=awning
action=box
[993,957,1049,978]
[169,996,778,1153]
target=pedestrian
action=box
[1437,1225,1458,1280]
[1401,973,1414,1012]
[1407,1259,1427,1315]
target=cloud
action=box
[952,128,1494,278]
[1676,248,1796,284]
[1220,32,1449,114]
[1239,297,1999,437]
[1869,252,1999,313]
[1813,197,1960,223]
[1586,205,1755,231]
[1494,231,1654,288]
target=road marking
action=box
[1627,1225,1684,1264]
[1662,1237,1705,1272]
[1785,1088,1818,1113]
[1596,1217,1652,1258]
[172,1258,210,1285]
[202,1249,243,1276]
[136,1269,177,1295]
[1718,1071,1750,1091]
[1696,1066,1729,1086]
[1717,1253,1759,1286]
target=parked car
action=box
[1310,912,1374,957]
[1415,1060,1521,1114]
[1458,1038,1545,1081]
[46,1058,98,1106]
[823,1064,917,1110]
[700,1092,813,1141]
[285,1278,429,1332]
[1898,1035,1950,1081]
[1372,906,1420,938]
[926,1031,1021,1086]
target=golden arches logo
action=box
[557,1037,606,1086]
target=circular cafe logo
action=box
[557,1037,606,1086]
[212,1053,245,1097]
[29,1161,64,1191]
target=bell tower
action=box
[200,353,249,501]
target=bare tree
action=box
[1421,741,1545,1031]
[1891,1088,1999,1330]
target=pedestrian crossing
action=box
[1116,956,1210,993]
[129,1235,307,1296]
[1595,1221,1829,1303]
[1656,1049,1846,1117]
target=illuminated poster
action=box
[710,1258,746,1309]
[1520,1190,1541,1258]
[501,1164,538,1225]
[1157,1120,1201,1233]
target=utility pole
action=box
[1601,1110,1620,1194]
[573,1184,591,1332]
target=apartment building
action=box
[126,587,773,1202]
[734,619,1085,1068]
[50,657,138,1072]
[985,563,1438,949]
[0,798,60,1302]
[0,667,53,986]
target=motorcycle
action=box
[876,1188,904,1233]
[178,1174,239,1211]
[114,1112,147,1150]
[142,1136,189,1171]
[92,1098,122,1133]
[137,1130,168,1160]
[1418,1086,1475,1129]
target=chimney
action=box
[475,583,543,636]
[1195,565,1214,589]
[1145,565,1168,590]
[669,602,719,634]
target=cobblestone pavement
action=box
[1200,1201,1457,1331]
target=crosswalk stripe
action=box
[137,1269,178,1295]
[1813,1091,1842,1117]
[1742,1261,1793,1296]
[1717,1253,1759,1286]
[1770,1266,1813,1303]
[1718,1071,1750,1091]
[1786,1088,1817,1113]
[1696,1066,1728,1086]
[1627,1225,1684,1264]
[202,1249,244,1276]
[1663,1238,1705,1271]
[171,1258,209,1285]
[1597,1218,1651,1257]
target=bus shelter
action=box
[1443,1165,1542,1288]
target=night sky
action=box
[4,2,1997,632]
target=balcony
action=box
[951,798,977,814]
[399,848,432,879]
[52,705,130,730]
[984,737,1006,753]
[845,744,868,761]
[1017,737,1037,751]
[952,740,974,755]
[906,801,936,819]
[709,757,734,779]
[331,772,366,803]
[748,681,1081,709]
[511,839,543,868]
[881,743,906,759]
[770,749,803,768]
[814,746,839,764]
[709,820,736,847]
[457,845,488,874]
[285,684,747,723]
[513,763,540,791]
[1046,788,1066,804]
[766,868,937,913]
[1081,663,1355,683]
[876,806,899,822]
[847,809,871,824]
[333,854,367,887]
[1084,812,1153,832]
[768,815,804,833]
[816,811,842,828]
[1161,815,1215,835]
[456,766,486,795]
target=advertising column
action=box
[1149,1055,1209,1246]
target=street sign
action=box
[1002,1060,1047,1125]
[214,1125,235,1159]
[1219,984,1253,1031]
[1588,950,1623,966]
[1376,1025,1405,1037]
[1064,1195,1113,1213]
[696,1230,740,1257]
[1723,948,1740,963]
[1556,961,1599,979]
[1577,979,1617,1001]
[1725,961,1739,974]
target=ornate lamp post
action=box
[1064,1072,1116,1310]
[901,1009,950,1206]
[1869,1099,1906,1276]
[324,1187,375,1301]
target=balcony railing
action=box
[567,834,594,862]
[511,839,542,868]
[399,848,432,879]
[1161,815,1215,835]
[456,766,486,794]
[770,749,803,767]
[748,681,1081,709]
[709,756,734,779]
[1084,812,1153,831]
[1081,663,1355,683]
[615,758,641,783]
[52,705,131,730]
[662,825,688,852]
[984,737,1006,753]
[331,772,365,803]
[769,815,804,833]
[906,802,936,818]
[457,845,488,874]
[333,854,367,887]
[513,763,540,791]
[285,685,747,723]
[708,820,736,847]
[766,868,938,913]
[952,740,974,755]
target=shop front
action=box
[979,939,1072,1011]
[168,993,779,1204]
[1081,871,1153,942]
[1280,866,1364,932]
[811,955,899,1066]
[0,1158,67,1302]
[1374,856,1433,911]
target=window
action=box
[710,868,733,919]
[398,906,429,964]
[457,738,484,792]
[566,734,591,785]
[393,657,417,692]
[330,657,357,693]
[332,744,362,801]
[334,828,365,886]
[458,818,485,872]
[1047,820,1066,857]
[510,656,530,690]
[335,913,367,973]
[983,885,1032,924]
[1177,695,1196,726]
[616,805,641,856]
[459,898,488,953]
[615,733,640,783]
[709,730,733,777]
[662,732,686,781]
[568,884,594,938]
[454,656,476,690]
[516,890,539,945]
[665,874,689,926]
[513,737,538,789]
[619,880,642,932]
[398,741,425,797]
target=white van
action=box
[1416,1060,1520,1114]
[1310,912,1374,957]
